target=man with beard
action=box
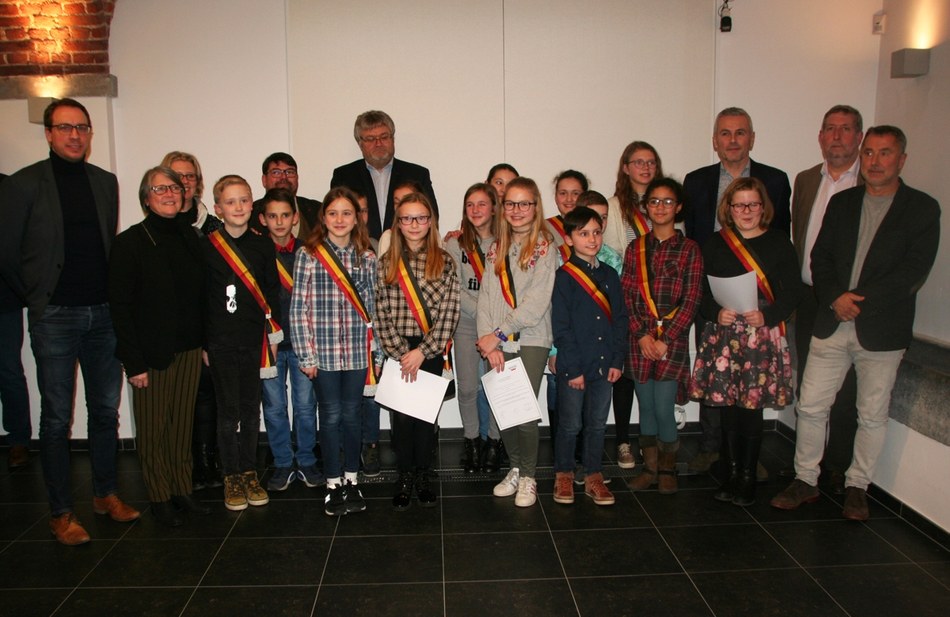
[250,152,321,240]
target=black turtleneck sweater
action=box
[49,151,109,306]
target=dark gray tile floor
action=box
[1,432,947,617]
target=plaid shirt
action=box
[375,246,460,360]
[620,230,702,401]
[290,241,378,371]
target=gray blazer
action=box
[0,158,119,327]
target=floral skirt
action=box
[689,318,793,410]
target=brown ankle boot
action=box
[657,440,680,495]
[627,443,658,491]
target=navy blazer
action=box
[331,158,438,239]
[811,181,940,351]
[0,158,118,327]
[683,159,791,249]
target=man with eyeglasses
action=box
[683,107,791,477]
[250,152,321,239]
[772,125,939,521]
[781,105,865,494]
[331,110,438,240]
[0,98,140,545]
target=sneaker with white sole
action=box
[493,467,520,497]
[241,471,269,507]
[514,476,537,507]
[617,443,636,469]
[324,484,346,516]
[297,464,326,488]
[267,467,295,491]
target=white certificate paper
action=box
[374,357,449,424]
[707,271,758,314]
[480,357,543,430]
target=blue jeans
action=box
[361,396,380,444]
[554,377,612,473]
[0,308,31,446]
[30,304,121,515]
[261,349,318,468]
[476,387,492,440]
[316,369,363,478]
[634,379,679,443]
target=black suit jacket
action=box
[683,159,791,248]
[811,181,940,351]
[330,158,438,239]
[250,195,321,241]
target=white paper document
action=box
[374,357,448,424]
[480,357,543,430]
[707,271,758,314]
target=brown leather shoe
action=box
[842,486,870,521]
[49,513,91,546]
[769,479,820,510]
[8,445,29,469]
[584,472,615,506]
[553,471,575,504]
[92,494,141,522]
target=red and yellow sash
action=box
[630,208,650,238]
[720,227,785,335]
[395,252,453,372]
[276,259,293,292]
[496,255,521,342]
[562,261,611,320]
[313,242,377,386]
[464,241,486,284]
[635,235,678,337]
[548,216,572,261]
[208,230,283,377]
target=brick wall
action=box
[0,0,116,77]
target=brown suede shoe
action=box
[8,445,29,469]
[769,479,820,510]
[842,486,870,521]
[553,471,575,504]
[584,472,615,506]
[92,494,141,522]
[49,512,91,546]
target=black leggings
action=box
[720,405,763,438]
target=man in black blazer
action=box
[331,110,438,240]
[771,126,940,521]
[683,107,791,474]
[250,152,321,240]
[0,98,139,545]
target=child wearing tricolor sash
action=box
[477,177,557,508]
[204,175,282,512]
[291,187,379,516]
[621,178,703,496]
[375,193,460,511]
[551,207,628,506]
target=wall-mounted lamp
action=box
[891,48,930,78]
[28,96,56,124]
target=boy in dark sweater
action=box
[204,175,282,511]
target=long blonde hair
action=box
[383,192,446,283]
[494,177,552,275]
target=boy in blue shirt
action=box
[551,207,628,505]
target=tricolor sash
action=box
[276,258,293,292]
[634,235,678,337]
[720,227,786,335]
[208,230,283,378]
[395,252,453,373]
[630,208,650,238]
[464,241,486,284]
[548,216,572,261]
[562,261,611,320]
[496,255,521,347]
[313,241,378,388]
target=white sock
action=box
[327,477,341,488]
[345,471,358,484]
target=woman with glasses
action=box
[161,152,222,236]
[690,177,801,506]
[621,178,702,496]
[108,167,209,526]
[477,178,557,507]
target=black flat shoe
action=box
[172,494,211,515]
[151,501,184,527]
[392,472,413,512]
[415,471,438,508]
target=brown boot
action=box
[627,438,658,491]
[657,440,679,495]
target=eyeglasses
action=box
[729,202,763,213]
[360,132,392,144]
[149,185,184,195]
[49,123,92,135]
[646,198,677,208]
[627,159,657,169]
[267,168,298,178]
[397,214,431,226]
[503,200,536,211]
[176,173,197,182]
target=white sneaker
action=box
[493,467,520,497]
[514,477,537,507]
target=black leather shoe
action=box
[8,445,29,469]
[151,501,184,527]
[392,472,413,512]
[481,438,501,474]
[415,471,437,507]
[172,494,211,515]
[461,438,480,473]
